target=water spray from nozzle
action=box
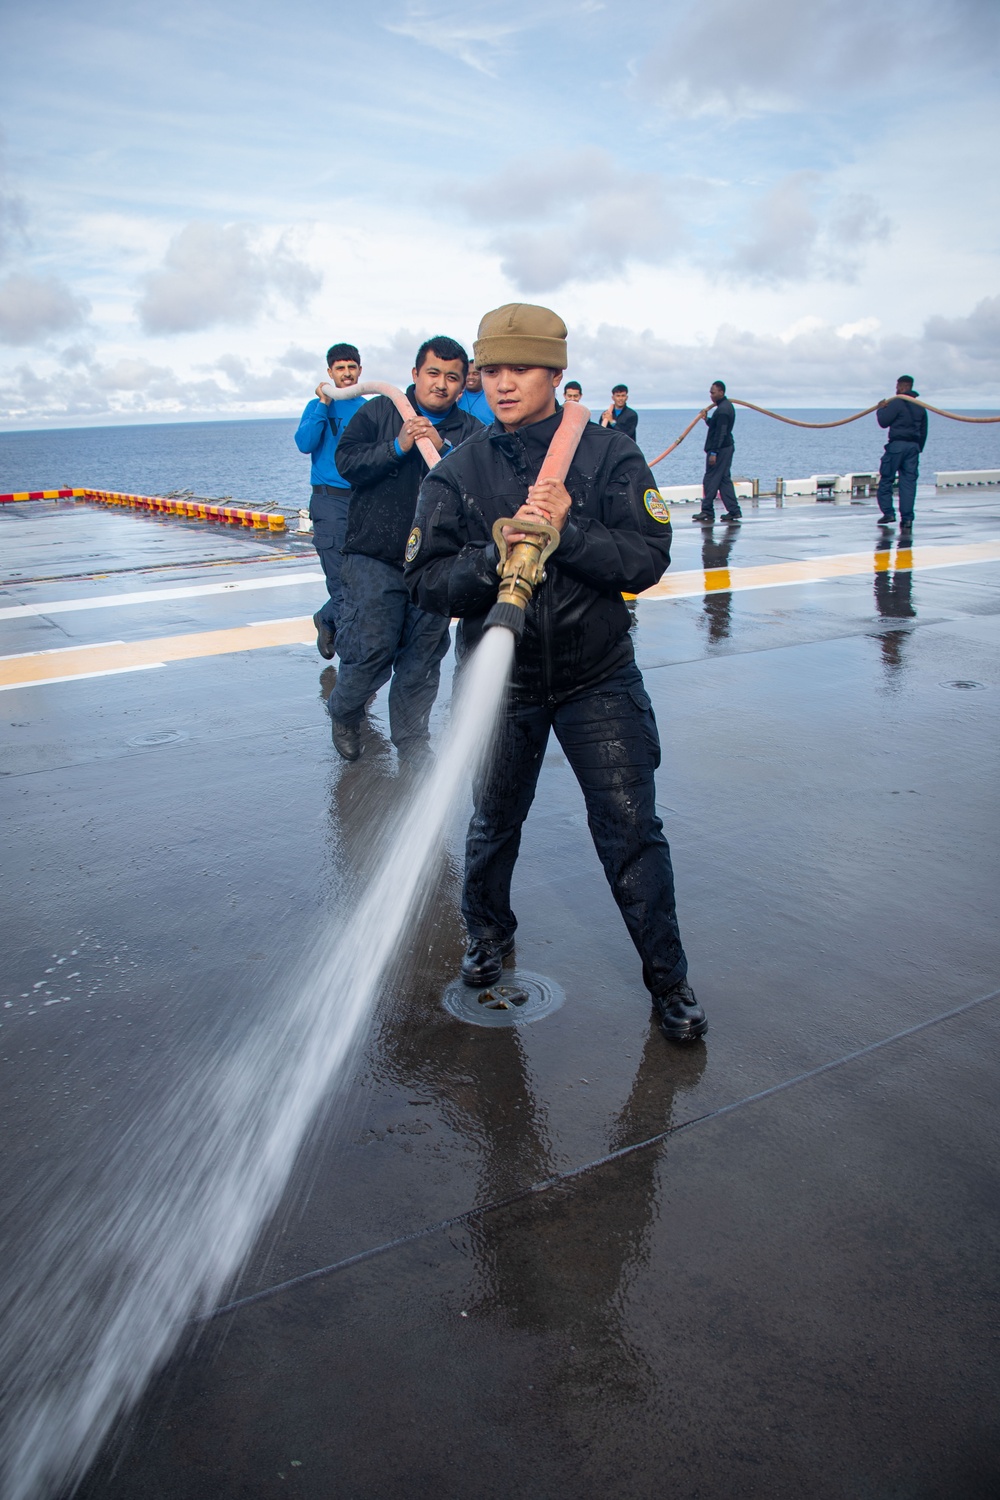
[484,400,591,639]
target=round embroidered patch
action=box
[643,489,670,524]
[404,526,422,563]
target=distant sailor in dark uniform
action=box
[876,376,927,537]
[694,381,741,523]
[600,384,638,440]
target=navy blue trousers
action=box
[702,447,739,516]
[327,552,451,753]
[877,441,920,522]
[463,660,688,998]
[310,484,352,629]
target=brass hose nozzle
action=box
[484,517,561,638]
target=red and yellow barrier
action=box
[0,485,285,530]
[81,489,285,531]
[0,488,87,503]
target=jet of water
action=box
[0,625,516,1500]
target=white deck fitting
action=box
[935,470,1000,487]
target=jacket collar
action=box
[405,383,467,431]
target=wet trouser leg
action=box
[463,697,550,942]
[702,447,738,517]
[386,602,452,754]
[896,442,919,522]
[463,662,688,996]
[327,553,451,751]
[327,553,405,725]
[877,441,919,520]
[310,485,352,629]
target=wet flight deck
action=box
[2,488,999,1498]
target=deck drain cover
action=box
[442,969,565,1028]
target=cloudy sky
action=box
[0,0,998,425]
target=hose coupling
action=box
[484,517,561,637]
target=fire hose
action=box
[647,393,1000,467]
[320,379,591,641]
[484,401,592,639]
[319,380,443,471]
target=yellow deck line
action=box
[640,538,1000,600]
[2,538,999,691]
[0,618,313,689]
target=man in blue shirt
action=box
[456,361,493,424]
[293,342,365,659]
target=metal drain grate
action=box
[442,969,565,1028]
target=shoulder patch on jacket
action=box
[643,489,670,524]
[404,526,422,563]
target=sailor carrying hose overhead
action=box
[876,376,928,535]
[405,302,706,1043]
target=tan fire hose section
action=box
[319,380,442,470]
[648,393,1000,468]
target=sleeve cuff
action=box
[393,437,405,458]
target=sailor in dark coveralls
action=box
[405,303,706,1043]
[694,380,741,524]
[876,376,928,535]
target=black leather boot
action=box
[461,934,515,987]
[313,611,336,660]
[652,979,708,1042]
[331,718,362,762]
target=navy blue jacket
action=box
[607,404,638,440]
[405,409,672,703]
[705,399,735,453]
[878,394,928,451]
[336,386,483,568]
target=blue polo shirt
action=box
[457,387,493,424]
[294,395,366,488]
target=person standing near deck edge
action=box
[326,336,483,766]
[405,303,706,1043]
[694,381,740,523]
[876,376,927,536]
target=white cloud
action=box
[728,174,891,285]
[0,272,90,346]
[383,5,534,74]
[837,317,880,340]
[453,149,686,291]
[0,129,29,264]
[561,294,1000,404]
[641,0,999,118]
[137,223,321,335]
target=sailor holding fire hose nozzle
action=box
[405,303,706,1044]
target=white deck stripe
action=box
[0,664,165,692]
[0,570,324,621]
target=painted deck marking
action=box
[0,570,324,620]
[0,619,313,690]
[1,539,998,691]
[641,538,1000,601]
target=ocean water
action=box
[1,408,999,508]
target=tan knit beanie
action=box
[474,303,568,371]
